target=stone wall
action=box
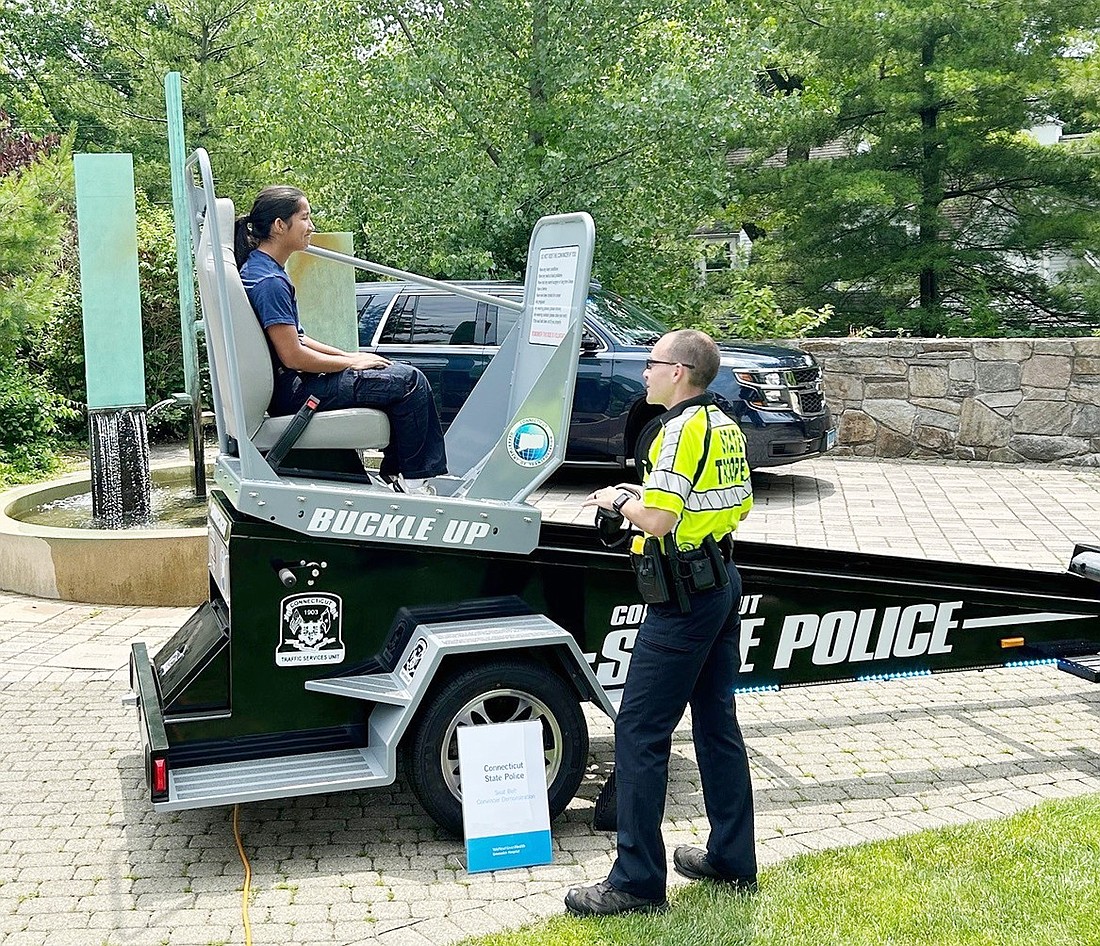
[789,337,1100,465]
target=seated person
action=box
[234,186,447,489]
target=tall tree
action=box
[729,0,1100,335]
[235,0,772,315]
[0,0,266,200]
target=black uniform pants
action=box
[607,561,757,900]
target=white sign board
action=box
[458,720,552,873]
[528,245,579,346]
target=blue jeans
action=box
[274,363,448,479]
[607,562,756,901]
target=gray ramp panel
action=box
[305,672,412,705]
[158,747,390,811]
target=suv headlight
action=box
[734,369,791,409]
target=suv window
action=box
[481,294,523,344]
[378,294,415,344]
[379,293,480,345]
[357,288,398,346]
[588,289,665,346]
[410,294,478,345]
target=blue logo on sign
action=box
[507,419,554,467]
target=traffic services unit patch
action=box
[276,593,345,666]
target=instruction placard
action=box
[529,245,579,346]
[458,720,552,873]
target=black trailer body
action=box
[130,488,1100,832]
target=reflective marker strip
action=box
[962,612,1094,630]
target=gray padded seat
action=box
[196,197,390,454]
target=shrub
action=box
[702,273,833,340]
[0,362,79,485]
[0,117,71,359]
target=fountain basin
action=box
[0,464,207,606]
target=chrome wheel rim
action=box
[440,688,563,801]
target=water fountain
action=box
[0,149,206,606]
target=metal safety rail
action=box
[180,148,595,555]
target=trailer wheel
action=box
[404,658,589,837]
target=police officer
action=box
[566,329,757,916]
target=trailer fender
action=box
[304,613,612,832]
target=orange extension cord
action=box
[232,804,253,946]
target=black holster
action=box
[630,535,730,614]
[629,536,675,606]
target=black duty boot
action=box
[564,880,669,917]
[672,846,757,891]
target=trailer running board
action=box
[156,747,391,811]
[1058,654,1100,684]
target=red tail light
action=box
[152,757,168,794]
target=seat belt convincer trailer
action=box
[128,150,1100,836]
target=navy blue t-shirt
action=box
[240,249,303,336]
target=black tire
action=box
[404,658,589,837]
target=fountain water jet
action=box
[88,409,152,528]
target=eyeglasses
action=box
[645,359,695,370]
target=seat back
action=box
[194,197,274,443]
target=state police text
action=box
[586,597,962,688]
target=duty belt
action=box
[630,532,732,612]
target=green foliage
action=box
[0,0,269,202]
[4,0,1099,346]
[0,121,72,357]
[0,362,79,486]
[731,0,1100,336]
[235,0,772,308]
[457,793,1100,946]
[701,274,834,340]
[134,196,191,439]
[0,117,78,479]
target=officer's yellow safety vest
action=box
[640,395,753,551]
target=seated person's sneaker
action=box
[564,880,668,917]
[390,475,436,495]
[672,846,757,891]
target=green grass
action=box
[458,794,1100,946]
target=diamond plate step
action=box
[305,672,412,705]
[158,746,388,811]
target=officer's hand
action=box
[582,486,620,511]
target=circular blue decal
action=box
[507,418,555,467]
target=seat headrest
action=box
[208,197,237,256]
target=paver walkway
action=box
[2,457,1100,946]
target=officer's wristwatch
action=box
[612,491,633,514]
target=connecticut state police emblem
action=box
[276,593,345,667]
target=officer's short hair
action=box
[666,330,720,389]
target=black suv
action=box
[357,281,835,468]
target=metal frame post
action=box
[165,71,207,499]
